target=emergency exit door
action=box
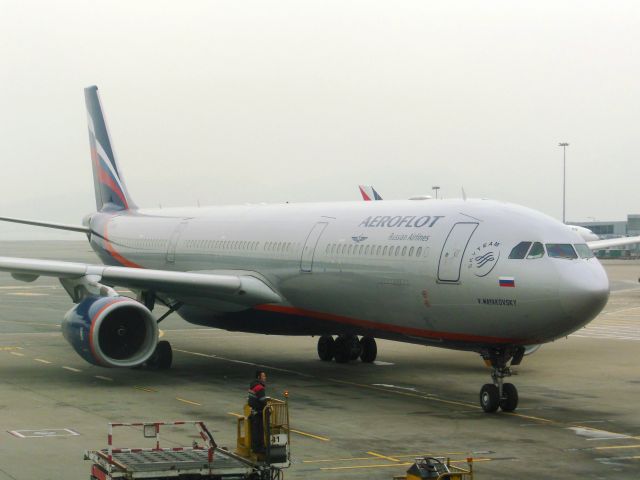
[437,222,478,283]
[300,222,328,272]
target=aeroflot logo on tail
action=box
[359,215,445,228]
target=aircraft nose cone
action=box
[560,263,609,330]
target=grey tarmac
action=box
[0,242,638,479]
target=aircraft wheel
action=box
[333,336,350,363]
[500,383,519,412]
[345,334,362,361]
[148,340,173,370]
[480,384,499,413]
[359,336,377,363]
[317,335,335,361]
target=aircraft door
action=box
[437,222,478,283]
[166,221,188,264]
[300,222,328,272]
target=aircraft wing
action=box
[0,256,282,307]
[587,236,640,250]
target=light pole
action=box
[432,185,440,200]
[559,142,569,223]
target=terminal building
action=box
[570,214,640,258]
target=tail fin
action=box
[85,86,136,211]
[358,185,383,201]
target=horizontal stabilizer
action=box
[0,216,91,234]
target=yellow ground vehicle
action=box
[236,393,291,469]
[394,457,474,480]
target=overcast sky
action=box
[1,1,639,239]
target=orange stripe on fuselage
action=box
[103,218,143,269]
[254,304,523,344]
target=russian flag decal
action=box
[499,277,515,288]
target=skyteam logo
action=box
[467,241,501,277]
[352,234,368,243]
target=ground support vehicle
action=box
[85,420,284,480]
[393,457,474,480]
[236,395,291,469]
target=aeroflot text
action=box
[359,215,445,228]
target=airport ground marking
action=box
[34,358,51,364]
[303,452,471,464]
[134,386,157,393]
[95,375,114,382]
[288,428,330,442]
[302,456,377,463]
[10,351,24,356]
[176,397,201,406]
[62,366,82,373]
[319,457,491,471]
[328,378,478,409]
[367,451,400,462]
[594,444,640,450]
[0,346,23,351]
[174,348,314,378]
[320,462,412,471]
[227,412,242,418]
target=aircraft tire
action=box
[333,336,350,363]
[154,340,173,370]
[480,384,499,413]
[499,383,518,412]
[359,336,377,363]
[317,335,335,361]
[346,334,362,361]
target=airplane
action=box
[0,86,634,414]
[358,185,601,243]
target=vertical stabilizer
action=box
[358,185,383,201]
[85,86,136,211]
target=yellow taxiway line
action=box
[176,397,202,406]
[367,451,400,462]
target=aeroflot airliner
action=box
[0,87,632,413]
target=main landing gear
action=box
[317,335,377,363]
[146,340,173,370]
[479,346,524,413]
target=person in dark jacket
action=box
[248,370,268,453]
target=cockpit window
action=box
[509,241,532,259]
[526,242,545,259]
[546,243,578,259]
[574,244,594,259]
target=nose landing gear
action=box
[479,346,524,413]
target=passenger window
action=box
[395,246,400,256]
[348,245,353,255]
[376,246,381,255]
[402,247,407,256]
[546,244,578,259]
[574,244,594,259]
[365,245,370,255]
[509,241,532,259]
[527,242,545,259]
[341,245,346,255]
[416,247,422,257]
[383,246,388,256]
[409,247,415,256]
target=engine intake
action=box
[62,296,158,367]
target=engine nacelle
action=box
[62,295,158,367]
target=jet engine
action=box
[62,295,158,367]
